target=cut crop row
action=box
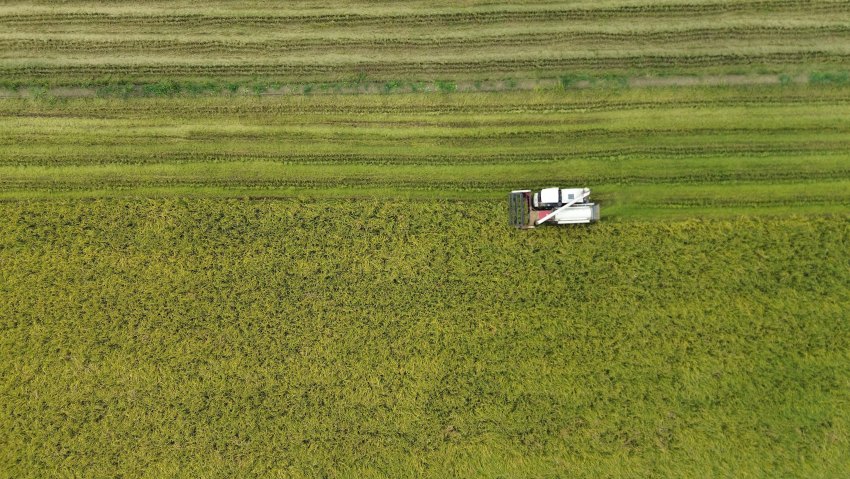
[3,51,847,80]
[641,195,846,208]
[4,126,843,147]
[4,2,847,29]
[3,141,849,167]
[4,87,848,117]
[10,97,844,117]
[4,26,848,55]
[6,97,848,117]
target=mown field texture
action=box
[1,0,850,88]
[1,0,849,477]
[1,86,849,219]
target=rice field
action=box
[2,199,848,477]
[1,1,849,477]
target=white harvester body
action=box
[509,187,599,228]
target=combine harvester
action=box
[509,187,599,229]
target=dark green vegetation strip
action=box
[1,199,848,477]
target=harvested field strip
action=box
[4,51,849,76]
[4,120,848,142]
[14,98,850,117]
[5,97,848,116]
[2,160,847,193]
[3,87,849,116]
[7,125,846,140]
[4,139,850,167]
[1,87,847,216]
[6,110,848,132]
[0,89,841,114]
[5,144,850,167]
[3,52,850,88]
[0,84,848,104]
[1,89,849,170]
[6,18,848,41]
[2,141,849,168]
[0,144,850,166]
[5,175,848,192]
[3,2,849,28]
[3,26,849,56]
[3,1,849,87]
[4,129,846,148]
[610,181,850,209]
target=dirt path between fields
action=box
[0,73,810,99]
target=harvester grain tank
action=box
[509,187,599,228]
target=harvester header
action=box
[509,187,599,229]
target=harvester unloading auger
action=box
[509,187,599,229]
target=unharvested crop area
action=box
[2,200,849,477]
[1,0,849,477]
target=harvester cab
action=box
[509,187,599,229]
